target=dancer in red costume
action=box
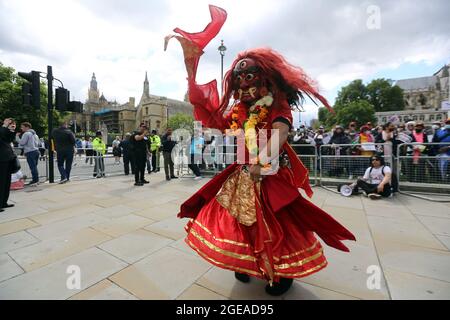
[165,5,356,296]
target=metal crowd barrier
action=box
[67,148,123,180]
[319,143,392,192]
[13,147,48,182]
[290,144,318,186]
[396,142,450,202]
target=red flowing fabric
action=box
[167,5,355,282]
[164,5,228,130]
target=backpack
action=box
[369,165,399,193]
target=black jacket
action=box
[52,127,76,152]
[0,126,16,162]
[161,134,177,152]
[119,139,132,156]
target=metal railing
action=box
[396,142,450,201]
[13,147,48,182]
[318,143,393,192]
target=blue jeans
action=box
[57,149,74,180]
[26,150,40,183]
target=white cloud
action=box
[1,0,449,113]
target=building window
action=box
[412,115,418,121]
[156,120,161,129]
[145,107,148,115]
[419,94,427,106]
[419,115,425,121]
[436,114,442,120]
[429,115,434,121]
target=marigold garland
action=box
[229,94,274,165]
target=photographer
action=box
[0,118,17,212]
[161,127,178,181]
[130,124,149,186]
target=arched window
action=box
[419,94,427,106]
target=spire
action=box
[143,71,150,98]
[90,72,98,91]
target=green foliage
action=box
[335,100,377,128]
[334,80,368,107]
[366,78,404,112]
[319,77,404,128]
[0,62,67,138]
[167,113,195,132]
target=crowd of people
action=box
[1,116,449,210]
[286,118,450,185]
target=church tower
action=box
[141,71,150,103]
[88,73,100,104]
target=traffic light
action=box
[18,71,41,109]
[68,101,83,113]
[55,87,70,111]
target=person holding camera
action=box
[1,118,18,211]
[16,122,40,186]
[130,124,150,186]
[161,128,178,181]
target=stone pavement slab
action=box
[0,231,39,254]
[98,229,173,264]
[0,247,128,300]
[0,253,24,283]
[1,174,448,300]
[27,214,109,241]
[69,279,138,300]
[383,268,450,300]
[91,214,154,238]
[0,218,40,237]
[109,246,211,300]
[8,228,112,272]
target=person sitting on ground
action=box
[356,154,392,200]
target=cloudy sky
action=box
[1,0,449,127]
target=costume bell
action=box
[165,5,356,296]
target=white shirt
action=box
[363,166,391,185]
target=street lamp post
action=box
[218,40,227,95]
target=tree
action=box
[366,78,404,112]
[167,113,195,132]
[334,79,368,107]
[0,62,66,137]
[335,100,377,128]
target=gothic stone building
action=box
[75,72,192,137]
[375,64,450,125]
[135,72,193,133]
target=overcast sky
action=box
[1,0,449,127]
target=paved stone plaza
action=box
[0,173,449,300]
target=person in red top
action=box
[165,5,355,296]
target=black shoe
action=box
[124,173,129,175]
[234,272,250,283]
[170,176,178,179]
[134,182,143,186]
[166,177,171,181]
[0,208,4,212]
[141,179,149,184]
[2,204,14,208]
[265,278,293,296]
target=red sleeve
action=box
[269,101,293,129]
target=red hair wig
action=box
[219,48,332,114]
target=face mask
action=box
[415,129,422,133]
